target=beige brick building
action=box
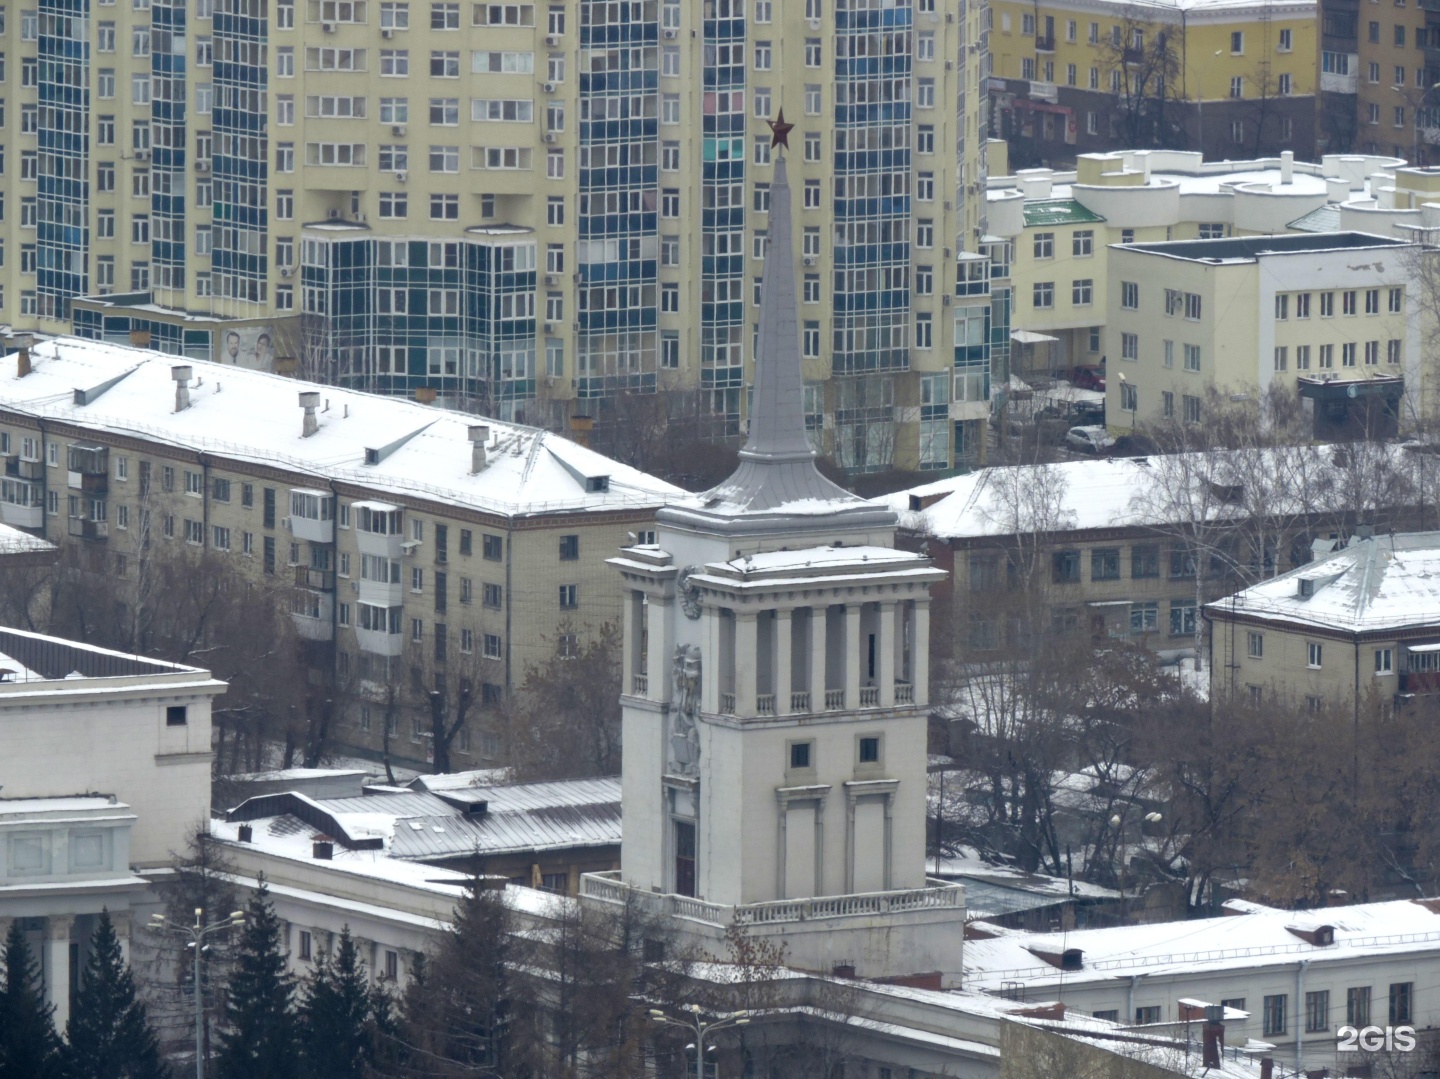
[1205,529,1440,718]
[0,336,678,764]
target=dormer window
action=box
[586,475,610,492]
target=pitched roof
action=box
[1021,199,1107,228]
[0,337,681,520]
[1205,530,1440,634]
[0,522,55,555]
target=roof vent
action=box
[1025,946,1084,971]
[469,424,491,474]
[237,824,253,843]
[1285,924,1335,946]
[313,838,334,860]
[13,334,35,378]
[299,391,321,437]
[465,799,489,817]
[172,365,193,412]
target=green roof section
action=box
[1287,205,1341,233]
[1021,199,1107,228]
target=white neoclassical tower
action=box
[599,138,963,984]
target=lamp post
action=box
[649,1004,751,1079]
[1111,811,1163,921]
[150,906,246,1079]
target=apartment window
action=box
[1033,232,1054,259]
[1091,548,1120,581]
[1183,395,1201,424]
[1343,290,1357,315]
[1305,991,1329,1033]
[1343,343,1357,367]
[430,194,458,220]
[1263,995,1286,1036]
[559,534,579,561]
[1279,27,1291,49]
[1053,550,1081,583]
[1121,332,1138,361]
[1390,983,1412,1024]
[1320,291,1335,317]
[1348,987,1371,1027]
[1274,347,1288,372]
[754,40,771,68]
[916,219,934,248]
[1120,383,1138,412]
[1388,339,1402,365]
[914,127,932,155]
[1120,280,1139,309]
[1247,631,1264,658]
[1072,279,1093,306]
[803,322,820,357]
[559,584,578,609]
[1162,390,1175,418]
[1033,282,1054,309]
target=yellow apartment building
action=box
[986,0,1317,168]
[1206,530,1440,718]
[0,336,678,765]
[0,0,996,475]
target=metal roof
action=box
[1287,204,1341,233]
[1021,199,1107,228]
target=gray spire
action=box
[674,150,873,522]
[742,153,813,463]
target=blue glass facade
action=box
[211,0,267,304]
[35,0,90,320]
[576,0,658,398]
[301,234,538,418]
[698,0,745,414]
[831,0,912,375]
[150,0,186,292]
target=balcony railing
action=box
[1035,33,1055,50]
[824,689,845,710]
[859,686,880,707]
[719,692,736,715]
[790,691,811,712]
[4,457,43,482]
[756,693,776,716]
[895,681,915,704]
[631,673,648,695]
[294,566,336,591]
[66,518,108,541]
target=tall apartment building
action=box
[987,0,1317,168]
[0,0,995,474]
[1318,0,1440,161]
[0,336,679,764]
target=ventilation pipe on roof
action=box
[1280,151,1294,185]
[172,365,193,412]
[469,424,491,473]
[13,334,34,378]
[300,391,321,437]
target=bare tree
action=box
[1097,10,1183,149]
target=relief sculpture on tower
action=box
[668,643,701,776]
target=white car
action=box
[1064,425,1115,454]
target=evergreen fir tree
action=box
[0,921,62,1079]
[214,883,300,1079]
[61,911,168,1079]
[298,926,392,1079]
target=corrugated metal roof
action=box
[1287,205,1341,233]
[1021,199,1106,228]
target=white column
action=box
[621,589,638,694]
[809,606,827,711]
[647,592,671,703]
[47,918,71,1032]
[776,607,794,714]
[112,911,132,966]
[914,599,931,707]
[702,608,720,714]
[844,604,862,711]
[735,611,758,715]
[878,601,896,707]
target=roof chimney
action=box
[299,391,321,437]
[468,424,491,473]
[172,365,193,412]
[236,824,253,843]
[13,334,34,378]
[1280,150,1294,185]
[1202,1016,1224,1069]
[312,839,334,860]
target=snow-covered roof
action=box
[0,522,55,556]
[225,775,621,862]
[0,795,132,818]
[0,625,214,684]
[964,898,1440,991]
[0,337,682,519]
[1205,530,1440,634]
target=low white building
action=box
[0,627,224,1027]
[965,897,1440,1072]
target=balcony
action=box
[1035,33,1055,51]
[756,693,776,716]
[719,691,736,715]
[66,518,108,541]
[291,590,335,641]
[1320,70,1359,94]
[790,690,811,712]
[0,500,42,529]
[824,688,845,710]
[4,457,44,482]
[355,625,404,656]
[895,681,915,704]
[294,566,336,591]
[859,686,880,708]
[290,489,335,544]
[631,673,648,695]
[1122,46,1143,64]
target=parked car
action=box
[1070,365,1107,392]
[1064,425,1115,454]
[1072,399,1106,425]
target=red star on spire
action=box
[767,108,794,151]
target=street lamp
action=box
[1110,811,1163,921]
[649,1004,752,1079]
[150,907,246,1079]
